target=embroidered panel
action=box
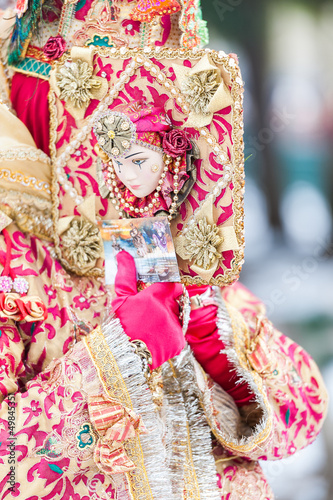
[49,47,245,285]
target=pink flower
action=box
[122,19,141,36]
[23,400,42,425]
[73,145,88,162]
[22,297,48,322]
[0,276,13,293]
[43,35,66,60]
[73,295,90,310]
[0,358,9,377]
[73,467,90,486]
[162,129,192,158]
[44,284,57,304]
[306,424,316,440]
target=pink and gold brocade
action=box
[0,225,328,499]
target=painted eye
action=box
[115,161,122,172]
[133,159,146,169]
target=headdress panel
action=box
[1,1,245,285]
[47,47,244,285]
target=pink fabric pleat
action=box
[11,73,51,156]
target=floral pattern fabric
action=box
[0,224,328,499]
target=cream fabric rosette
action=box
[175,197,239,282]
[50,47,108,121]
[173,54,233,128]
[57,195,104,274]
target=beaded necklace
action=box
[105,153,182,220]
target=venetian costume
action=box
[0,1,328,499]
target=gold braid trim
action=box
[83,321,177,500]
[0,188,53,240]
[83,326,154,500]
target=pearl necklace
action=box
[106,154,182,220]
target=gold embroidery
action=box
[26,45,51,63]
[83,327,155,500]
[0,168,51,194]
[183,423,201,499]
[0,202,53,241]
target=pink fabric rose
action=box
[0,292,48,322]
[162,129,192,158]
[0,292,22,321]
[43,35,67,60]
[21,297,48,322]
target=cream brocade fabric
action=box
[0,104,53,238]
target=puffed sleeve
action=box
[194,282,328,461]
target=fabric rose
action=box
[162,129,192,158]
[21,297,48,322]
[43,35,67,60]
[0,293,22,321]
[0,292,47,322]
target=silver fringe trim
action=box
[170,346,221,500]
[161,360,188,499]
[213,286,270,447]
[100,317,174,500]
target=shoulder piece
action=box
[0,103,52,239]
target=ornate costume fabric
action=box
[0,1,329,498]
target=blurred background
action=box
[202,0,333,498]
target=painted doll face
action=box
[112,143,164,198]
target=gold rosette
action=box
[175,197,239,282]
[173,54,233,128]
[50,47,108,121]
[93,112,136,159]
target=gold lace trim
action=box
[83,325,155,500]
[183,423,201,499]
[0,147,50,164]
[0,188,53,240]
[0,167,51,194]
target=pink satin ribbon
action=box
[88,394,147,475]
